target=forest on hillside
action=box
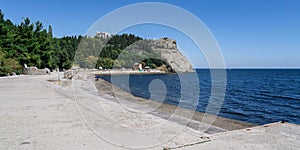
[0,10,168,76]
[76,34,166,70]
[0,10,80,76]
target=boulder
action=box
[23,66,50,75]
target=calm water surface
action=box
[99,69,300,125]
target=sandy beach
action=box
[0,72,299,150]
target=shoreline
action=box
[91,69,167,75]
[90,73,254,131]
[1,73,299,149]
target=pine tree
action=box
[48,25,53,38]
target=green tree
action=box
[0,49,21,76]
[0,10,81,73]
[48,25,53,38]
[96,58,114,69]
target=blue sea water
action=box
[99,69,300,125]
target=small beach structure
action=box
[132,63,142,72]
[144,66,151,72]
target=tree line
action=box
[0,10,80,76]
[0,10,169,76]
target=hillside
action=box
[0,10,193,75]
[76,35,194,72]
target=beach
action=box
[92,69,167,75]
[0,72,299,150]
[92,71,254,131]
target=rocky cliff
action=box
[113,37,194,72]
[150,38,194,72]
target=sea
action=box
[99,69,300,125]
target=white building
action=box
[96,31,111,39]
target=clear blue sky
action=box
[1,0,300,68]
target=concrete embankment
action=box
[0,74,211,149]
[0,73,299,150]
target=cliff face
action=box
[122,37,194,72]
[151,38,194,72]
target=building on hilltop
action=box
[96,31,111,39]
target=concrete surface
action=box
[0,74,207,149]
[175,122,300,150]
[0,73,299,150]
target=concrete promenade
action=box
[0,74,299,149]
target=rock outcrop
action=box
[151,38,194,72]
[23,65,50,75]
[120,37,194,72]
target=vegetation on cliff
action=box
[76,34,170,70]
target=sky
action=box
[1,0,300,68]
